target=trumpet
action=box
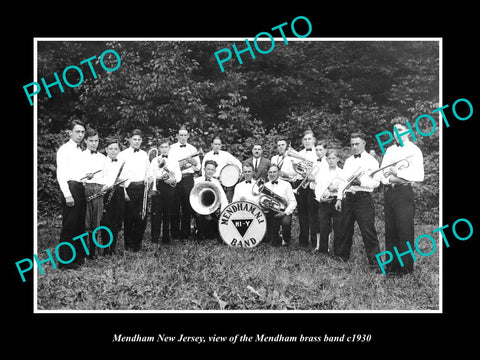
[178,148,204,171]
[252,178,289,213]
[189,181,222,215]
[141,147,159,220]
[340,166,365,197]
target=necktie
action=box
[354,154,361,158]
[213,151,219,155]
[134,148,139,153]
[271,180,278,185]
[76,144,81,149]
[245,180,251,184]
[162,155,168,158]
[90,150,97,154]
[306,149,312,151]
[180,144,186,148]
[317,158,321,162]
[111,159,118,162]
[206,178,211,182]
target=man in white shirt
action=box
[232,163,260,204]
[202,136,242,202]
[314,149,342,253]
[378,122,424,275]
[169,126,201,240]
[271,138,297,183]
[117,129,150,252]
[56,119,87,269]
[193,160,228,241]
[295,130,320,249]
[263,164,297,246]
[149,141,182,245]
[99,138,126,255]
[81,128,106,259]
[334,132,381,265]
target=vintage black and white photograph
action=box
[33,38,441,312]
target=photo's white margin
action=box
[33,37,443,314]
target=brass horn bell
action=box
[189,181,222,215]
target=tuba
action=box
[252,178,288,213]
[189,181,222,215]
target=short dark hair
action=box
[350,131,367,141]
[130,129,143,138]
[69,119,85,131]
[105,137,121,148]
[242,162,253,170]
[268,164,280,172]
[204,160,218,168]
[85,128,98,138]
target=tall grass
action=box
[36,214,439,311]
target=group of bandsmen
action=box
[55,119,424,275]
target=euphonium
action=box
[252,178,288,213]
[189,181,222,215]
[286,148,314,177]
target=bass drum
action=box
[218,201,267,248]
[219,164,241,187]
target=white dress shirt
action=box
[336,151,380,200]
[149,155,182,183]
[271,154,297,182]
[169,142,201,174]
[102,157,124,187]
[194,175,228,212]
[56,139,85,198]
[117,147,150,187]
[80,149,106,184]
[201,149,242,178]
[314,165,342,201]
[308,156,329,189]
[263,179,297,215]
[378,141,424,185]
[232,179,259,204]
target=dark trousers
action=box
[194,212,220,240]
[384,184,415,274]
[335,191,379,264]
[172,174,194,239]
[317,200,340,253]
[59,181,86,267]
[101,186,125,255]
[294,182,316,247]
[124,183,147,251]
[151,181,176,243]
[266,212,292,246]
[84,183,104,258]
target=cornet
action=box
[252,178,288,213]
[178,148,204,171]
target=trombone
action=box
[368,155,413,178]
[141,147,159,220]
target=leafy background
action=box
[36,40,439,223]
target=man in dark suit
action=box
[244,144,271,181]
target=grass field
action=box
[36,214,439,311]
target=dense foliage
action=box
[36,40,439,222]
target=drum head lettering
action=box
[218,201,266,248]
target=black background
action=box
[6,4,478,354]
